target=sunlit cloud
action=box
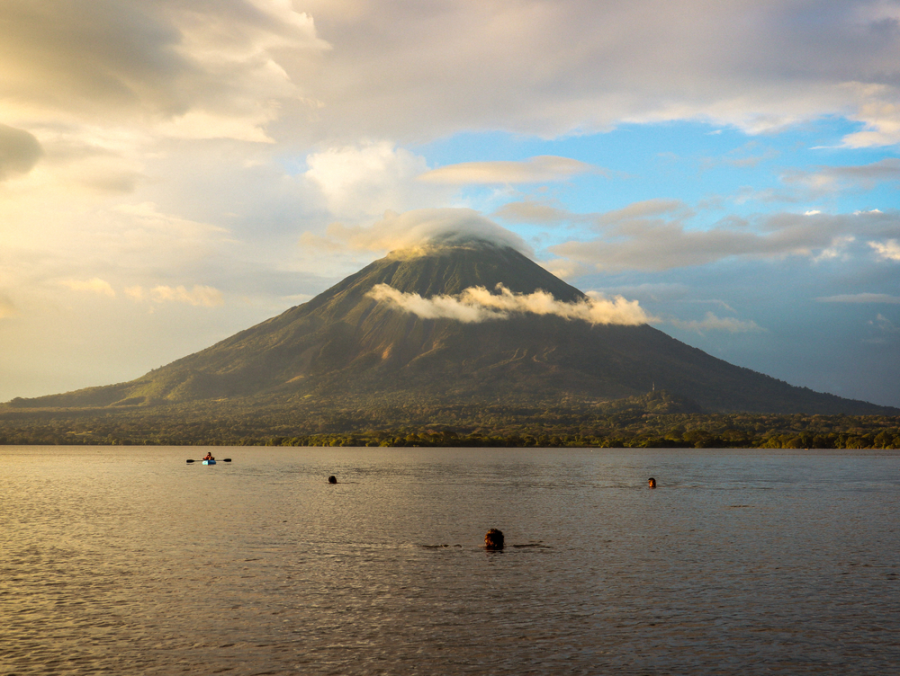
[288,1,900,146]
[868,239,900,261]
[593,199,691,227]
[549,207,900,272]
[367,283,652,326]
[843,89,900,148]
[0,294,19,319]
[62,278,116,297]
[299,208,530,255]
[493,200,576,224]
[304,141,439,218]
[0,0,328,141]
[149,285,224,307]
[419,156,601,184]
[539,259,593,280]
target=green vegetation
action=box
[2,391,897,449]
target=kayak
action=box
[202,459,217,465]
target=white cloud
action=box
[418,156,600,184]
[149,285,224,307]
[593,199,690,227]
[367,283,651,326]
[275,1,900,148]
[3,1,900,151]
[304,141,448,219]
[785,159,900,196]
[817,293,900,304]
[539,259,593,280]
[549,206,900,272]
[493,200,575,224]
[869,239,900,261]
[870,313,900,334]
[299,208,531,255]
[668,312,764,334]
[62,278,116,297]
[843,88,900,148]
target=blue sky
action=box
[0,0,898,407]
[409,119,900,405]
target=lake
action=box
[1,446,898,675]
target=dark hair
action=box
[484,528,504,550]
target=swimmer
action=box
[648,477,656,488]
[328,475,337,484]
[484,528,504,550]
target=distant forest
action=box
[2,391,898,449]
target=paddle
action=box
[186,458,232,463]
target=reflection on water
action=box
[1,447,898,675]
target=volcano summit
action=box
[10,239,895,415]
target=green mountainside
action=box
[6,240,897,416]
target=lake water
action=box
[1,446,898,675]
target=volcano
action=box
[12,239,895,414]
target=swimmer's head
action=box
[484,528,504,550]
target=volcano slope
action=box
[9,240,896,415]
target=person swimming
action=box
[648,477,656,488]
[484,528,504,550]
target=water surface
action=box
[2,446,898,674]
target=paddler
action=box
[203,451,215,461]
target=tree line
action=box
[2,406,898,449]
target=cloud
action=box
[869,239,900,261]
[539,259,593,280]
[784,158,900,195]
[0,0,329,141]
[3,1,900,150]
[62,278,116,297]
[843,90,900,148]
[495,198,690,228]
[669,312,764,334]
[299,208,531,255]
[549,206,900,272]
[304,141,437,218]
[593,199,690,227]
[281,1,900,148]
[149,285,224,307]
[105,202,232,266]
[0,124,42,180]
[0,294,19,319]
[418,156,601,184]
[493,200,576,224]
[871,313,900,333]
[367,283,651,326]
[817,293,900,304]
